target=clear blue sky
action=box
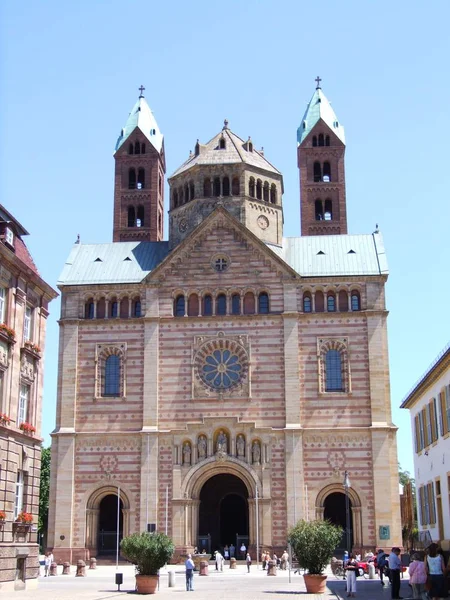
[2,0,449,476]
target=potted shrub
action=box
[120,532,174,594]
[288,519,343,594]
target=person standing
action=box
[424,543,446,600]
[388,547,402,600]
[246,552,252,573]
[229,544,235,558]
[185,554,195,591]
[408,553,427,599]
[224,545,229,561]
[240,543,246,560]
[281,550,289,570]
[44,551,53,577]
[345,553,358,597]
[262,550,267,570]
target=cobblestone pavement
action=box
[10,564,414,600]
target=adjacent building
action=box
[401,342,450,550]
[48,82,402,563]
[0,206,57,591]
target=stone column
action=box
[105,300,109,318]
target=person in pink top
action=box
[408,553,427,599]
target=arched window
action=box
[134,299,142,317]
[324,199,332,220]
[128,143,134,155]
[85,299,94,319]
[223,177,230,196]
[327,294,336,312]
[158,212,162,235]
[213,177,221,197]
[219,137,226,149]
[137,206,145,227]
[104,355,120,396]
[249,177,255,198]
[96,298,106,319]
[315,199,323,220]
[185,185,190,202]
[231,294,240,315]
[270,184,277,204]
[315,291,324,312]
[263,182,269,202]
[216,294,226,315]
[120,296,129,318]
[204,178,211,198]
[318,133,324,146]
[179,188,184,205]
[128,206,135,227]
[258,292,269,314]
[325,135,330,146]
[256,179,262,200]
[325,349,343,391]
[339,290,349,311]
[110,299,118,318]
[314,162,322,182]
[303,293,312,313]
[243,292,255,315]
[323,162,331,182]
[137,168,145,189]
[128,168,136,189]
[232,177,240,196]
[134,141,140,154]
[190,181,195,200]
[312,136,317,147]
[188,294,199,317]
[351,292,361,311]
[248,142,253,152]
[141,143,146,154]
[174,295,185,317]
[203,295,212,316]
[173,190,179,208]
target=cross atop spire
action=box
[138,85,145,98]
[315,76,322,89]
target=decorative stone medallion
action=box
[210,253,230,273]
[257,215,269,230]
[178,218,188,233]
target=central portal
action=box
[198,473,248,553]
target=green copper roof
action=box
[297,88,345,145]
[115,95,163,153]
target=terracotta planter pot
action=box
[136,574,159,594]
[303,573,327,594]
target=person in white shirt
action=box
[388,547,402,600]
[240,543,246,559]
[185,554,195,591]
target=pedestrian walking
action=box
[44,551,53,577]
[262,550,267,570]
[375,549,388,586]
[424,543,446,600]
[408,553,427,599]
[388,547,402,600]
[246,552,252,573]
[345,553,358,597]
[185,553,195,591]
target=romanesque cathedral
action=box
[48,82,401,561]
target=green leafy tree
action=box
[39,447,51,548]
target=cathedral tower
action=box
[297,79,347,235]
[113,87,165,242]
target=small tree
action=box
[121,532,174,576]
[39,447,51,552]
[288,519,343,575]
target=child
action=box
[408,553,427,600]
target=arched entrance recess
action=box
[316,484,362,552]
[85,486,131,555]
[199,474,248,553]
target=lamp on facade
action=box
[343,470,351,553]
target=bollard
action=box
[89,557,97,570]
[368,562,375,579]
[76,560,86,577]
[168,570,176,587]
[62,562,71,575]
[49,562,58,576]
[267,560,277,576]
[229,557,237,569]
[199,561,209,576]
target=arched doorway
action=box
[324,492,353,552]
[199,474,248,553]
[97,494,123,555]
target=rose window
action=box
[194,339,248,392]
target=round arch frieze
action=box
[85,484,131,510]
[315,482,361,509]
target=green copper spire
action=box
[115,87,163,153]
[297,83,345,145]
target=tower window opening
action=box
[128,143,134,155]
[141,143,146,154]
[213,177,221,197]
[315,291,324,312]
[134,300,142,317]
[263,182,269,202]
[325,135,330,146]
[258,292,269,314]
[128,206,136,227]
[339,290,349,312]
[232,176,240,196]
[223,176,230,196]
[314,162,322,182]
[219,137,226,149]
[318,133,324,146]
[216,294,226,315]
[158,212,162,235]
[204,178,211,198]
[111,300,118,318]
[187,294,199,317]
[327,294,336,312]
[256,179,262,200]
[190,181,195,200]
[203,295,212,316]
[243,291,255,315]
[270,183,277,204]
[303,293,312,313]
[135,141,140,154]
[173,191,179,208]
[351,292,361,311]
[231,294,240,315]
[86,300,94,319]
[174,295,185,317]
[128,168,136,189]
[324,199,332,220]
[137,168,145,189]
[137,206,145,227]
[312,136,317,147]
[248,142,253,152]
[179,188,184,205]
[185,184,190,202]
[315,199,323,221]
[249,177,255,198]
[323,162,331,182]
